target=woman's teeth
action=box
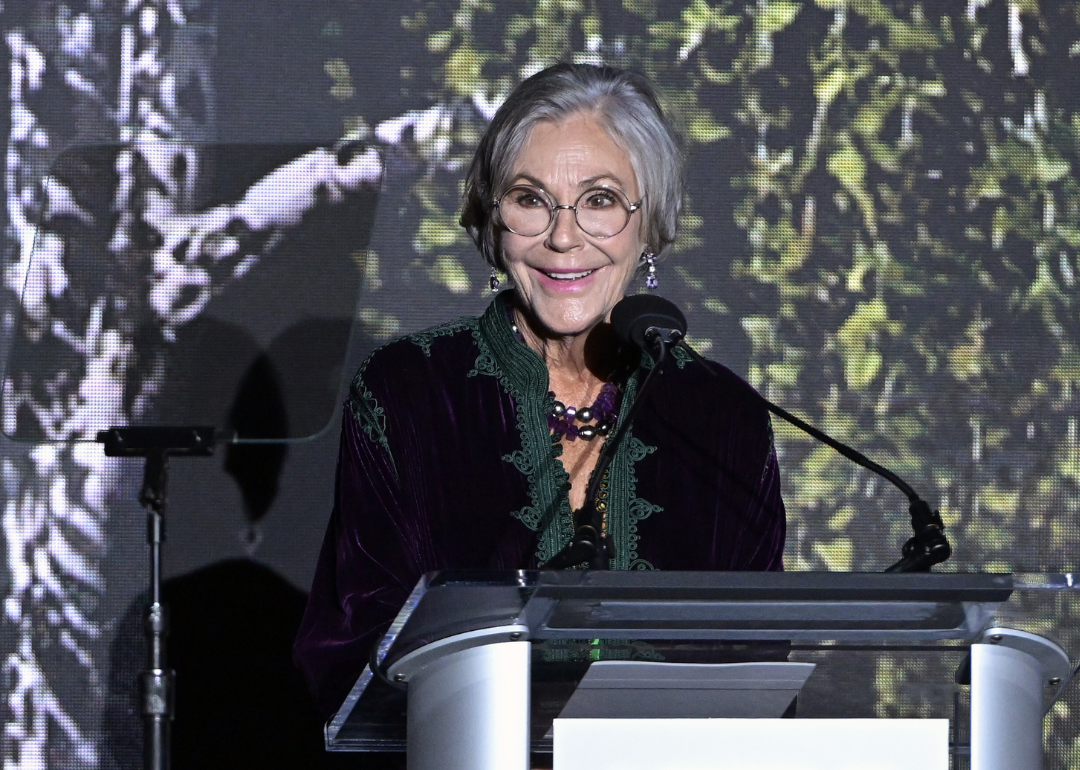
[545,270,594,280]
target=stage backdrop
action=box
[3,0,1080,768]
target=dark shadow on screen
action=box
[223,351,289,523]
[260,316,354,440]
[152,315,289,524]
[222,317,353,523]
[154,314,356,525]
[102,559,404,769]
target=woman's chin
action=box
[523,304,608,339]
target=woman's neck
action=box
[511,303,622,401]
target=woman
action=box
[294,63,785,718]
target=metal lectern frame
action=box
[326,571,1075,770]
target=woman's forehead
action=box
[509,114,638,194]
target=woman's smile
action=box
[532,264,606,292]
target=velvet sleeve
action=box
[736,428,786,571]
[293,398,421,718]
[637,360,786,573]
[700,392,786,572]
[710,377,786,571]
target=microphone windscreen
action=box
[610,295,688,349]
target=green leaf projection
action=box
[314,2,1080,761]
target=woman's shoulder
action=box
[356,314,481,379]
[344,314,484,436]
[668,348,760,394]
[654,348,769,422]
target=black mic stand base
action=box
[884,538,953,572]
[883,499,952,572]
[542,524,601,570]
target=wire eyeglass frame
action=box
[494,184,645,239]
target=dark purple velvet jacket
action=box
[294,293,786,717]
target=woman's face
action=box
[499,112,645,339]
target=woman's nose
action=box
[547,205,583,250]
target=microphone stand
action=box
[545,334,674,570]
[96,426,216,770]
[677,343,951,572]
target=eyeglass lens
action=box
[498,186,634,238]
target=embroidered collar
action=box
[475,292,662,569]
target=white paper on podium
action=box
[556,661,816,720]
[554,718,949,770]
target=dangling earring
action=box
[489,269,500,292]
[644,251,658,291]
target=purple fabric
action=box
[294,294,786,717]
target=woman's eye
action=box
[512,190,546,208]
[582,191,618,209]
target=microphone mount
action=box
[643,325,684,351]
[96,426,218,770]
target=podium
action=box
[325,571,1076,770]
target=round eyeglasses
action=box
[494,185,644,239]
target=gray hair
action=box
[461,63,684,271]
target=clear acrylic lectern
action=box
[325,571,1077,770]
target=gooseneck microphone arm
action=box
[546,293,950,573]
[544,335,674,570]
[676,342,951,572]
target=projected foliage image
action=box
[6,0,1080,767]
[313,1,1080,764]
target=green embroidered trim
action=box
[585,366,663,570]
[408,316,473,356]
[604,431,663,570]
[468,344,498,378]
[347,352,397,477]
[474,296,574,565]
[473,293,663,569]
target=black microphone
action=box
[612,296,951,573]
[611,294,687,353]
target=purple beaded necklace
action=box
[548,382,619,441]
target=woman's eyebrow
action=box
[507,172,628,190]
[578,173,626,189]
[507,173,546,188]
